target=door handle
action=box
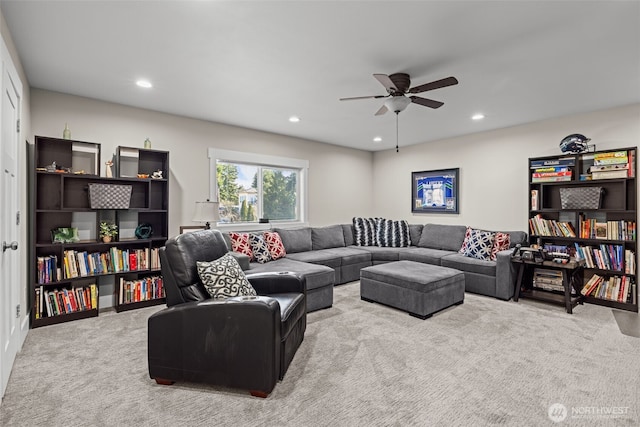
[2,241,18,252]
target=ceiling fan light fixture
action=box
[384,96,411,113]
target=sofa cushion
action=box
[408,224,423,246]
[332,247,371,266]
[248,258,334,291]
[353,217,378,246]
[342,224,355,246]
[441,253,497,276]
[286,249,341,269]
[418,224,467,251]
[273,227,312,254]
[196,253,257,299]
[375,218,410,247]
[312,225,346,250]
[490,232,511,261]
[504,230,528,248]
[249,233,272,264]
[398,247,452,265]
[461,228,495,261]
[229,232,253,259]
[352,245,406,262]
[263,231,286,260]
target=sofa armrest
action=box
[148,297,281,392]
[495,249,517,300]
[229,251,251,271]
[245,271,307,295]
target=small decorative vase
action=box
[102,236,112,243]
[144,138,151,149]
[63,123,71,140]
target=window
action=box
[208,149,308,227]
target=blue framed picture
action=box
[411,168,459,214]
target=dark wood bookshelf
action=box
[528,147,637,312]
[30,137,169,327]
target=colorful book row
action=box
[579,217,636,241]
[580,274,636,304]
[119,276,164,305]
[573,243,635,273]
[35,284,98,319]
[62,247,161,279]
[529,214,576,237]
[37,255,60,284]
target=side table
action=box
[512,257,585,314]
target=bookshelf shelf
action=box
[527,147,637,313]
[30,136,169,327]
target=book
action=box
[594,223,607,239]
[530,158,575,168]
[592,169,629,180]
[531,190,539,210]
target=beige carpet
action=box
[1,282,638,426]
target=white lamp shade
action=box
[192,201,220,224]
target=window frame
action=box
[208,148,309,231]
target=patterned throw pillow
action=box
[461,228,496,261]
[353,217,378,246]
[376,218,410,247]
[197,253,257,299]
[459,226,472,254]
[229,232,253,259]
[249,233,272,264]
[490,232,511,261]
[263,231,286,260]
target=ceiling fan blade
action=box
[410,96,444,109]
[373,74,398,93]
[374,104,388,116]
[408,76,459,94]
[339,95,387,101]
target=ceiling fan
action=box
[340,73,459,116]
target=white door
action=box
[0,38,22,399]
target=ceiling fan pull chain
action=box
[396,112,399,153]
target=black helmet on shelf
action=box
[559,134,591,154]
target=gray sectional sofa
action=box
[223,223,527,312]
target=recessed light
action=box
[373,136,382,143]
[136,79,153,88]
[472,113,485,121]
[289,116,300,123]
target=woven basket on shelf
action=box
[88,183,132,209]
[559,186,603,209]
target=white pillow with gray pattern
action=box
[197,253,257,299]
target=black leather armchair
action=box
[148,230,306,397]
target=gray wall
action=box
[30,89,374,236]
[373,103,640,231]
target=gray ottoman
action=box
[360,260,464,319]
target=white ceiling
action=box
[2,1,639,152]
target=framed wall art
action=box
[411,168,459,214]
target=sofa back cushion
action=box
[503,230,527,248]
[408,224,423,246]
[342,224,355,246]
[273,227,312,253]
[418,223,467,251]
[312,225,346,250]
